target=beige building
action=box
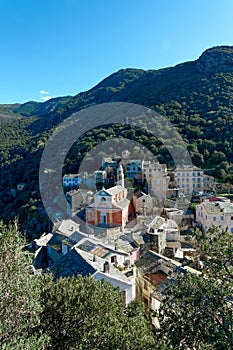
[142,161,168,200]
[196,198,233,233]
[174,165,204,195]
[135,251,174,312]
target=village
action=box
[30,150,233,327]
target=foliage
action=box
[40,276,157,350]
[158,228,233,349]
[0,220,49,349]
[0,221,157,350]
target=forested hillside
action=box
[1,45,233,237]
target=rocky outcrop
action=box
[196,46,233,74]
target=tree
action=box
[0,221,157,350]
[158,228,233,349]
[40,276,157,350]
[0,220,49,349]
[210,151,226,165]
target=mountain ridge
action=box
[2,45,233,123]
[2,45,233,233]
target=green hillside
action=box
[1,45,233,236]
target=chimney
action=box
[93,254,96,262]
[103,261,110,273]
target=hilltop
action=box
[1,45,233,234]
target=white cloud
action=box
[40,90,52,102]
[41,95,52,102]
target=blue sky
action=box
[0,0,233,104]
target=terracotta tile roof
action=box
[145,272,167,286]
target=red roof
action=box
[145,273,166,286]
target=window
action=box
[221,216,224,221]
[101,197,106,202]
[231,228,233,233]
[231,216,233,221]
[143,296,149,307]
[111,255,117,263]
[213,217,216,222]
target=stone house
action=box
[135,251,178,312]
[146,216,180,255]
[135,250,201,327]
[66,189,93,217]
[50,247,135,305]
[132,190,153,216]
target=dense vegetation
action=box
[1,45,233,236]
[0,221,232,349]
[0,221,158,350]
[158,227,233,349]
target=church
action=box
[85,165,130,229]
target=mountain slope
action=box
[1,45,233,234]
[20,46,233,133]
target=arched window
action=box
[101,197,106,202]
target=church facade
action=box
[85,164,130,229]
[85,185,129,229]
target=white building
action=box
[196,198,233,233]
[174,165,204,195]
